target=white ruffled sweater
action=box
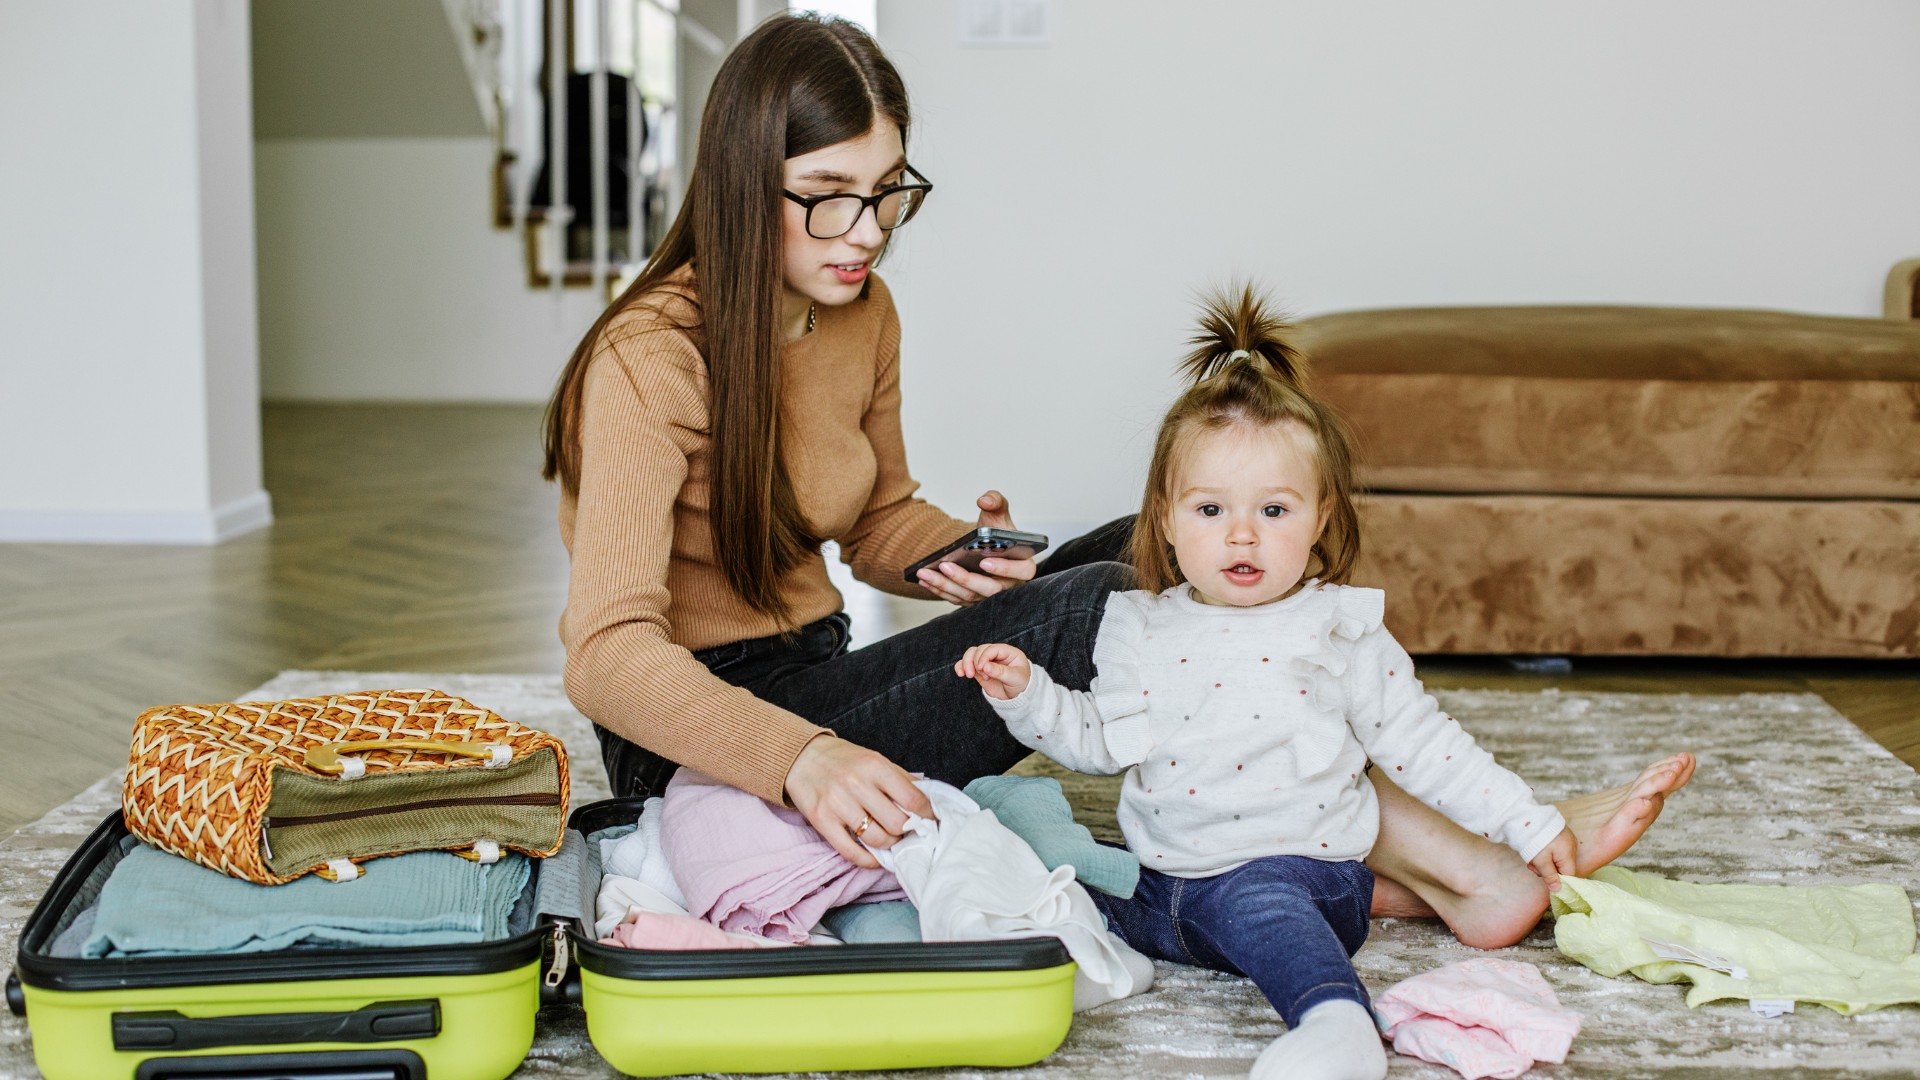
[987,581,1565,877]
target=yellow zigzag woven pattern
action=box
[122,688,569,884]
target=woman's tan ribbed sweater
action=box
[557,271,970,804]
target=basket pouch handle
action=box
[303,739,509,775]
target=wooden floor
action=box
[1,404,1914,835]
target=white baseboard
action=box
[0,490,274,544]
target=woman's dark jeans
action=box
[593,548,1138,800]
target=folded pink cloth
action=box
[1374,958,1581,1080]
[599,910,794,950]
[660,768,906,944]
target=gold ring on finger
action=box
[850,813,871,839]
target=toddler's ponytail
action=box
[1178,283,1306,390]
[1130,280,1362,593]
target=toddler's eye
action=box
[1198,504,1221,517]
[1263,504,1287,518]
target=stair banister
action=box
[590,0,611,298]
[547,0,569,302]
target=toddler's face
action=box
[1162,422,1325,607]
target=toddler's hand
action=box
[1528,826,1577,892]
[955,643,1031,700]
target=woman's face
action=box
[781,119,907,311]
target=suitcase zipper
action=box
[265,792,562,828]
[543,923,570,990]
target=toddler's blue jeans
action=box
[1091,855,1376,1027]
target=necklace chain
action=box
[806,302,817,334]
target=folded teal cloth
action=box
[819,900,922,943]
[85,844,530,958]
[963,775,1139,898]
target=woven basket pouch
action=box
[122,689,570,884]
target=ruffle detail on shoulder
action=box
[1289,584,1388,778]
[1088,591,1157,767]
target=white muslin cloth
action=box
[599,797,689,910]
[868,780,1153,1011]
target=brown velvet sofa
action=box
[1297,305,1920,657]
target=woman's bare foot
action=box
[1558,752,1695,875]
[1364,770,1548,949]
[1365,753,1697,948]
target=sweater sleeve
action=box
[559,325,827,806]
[835,280,975,597]
[1344,627,1565,862]
[984,593,1156,775]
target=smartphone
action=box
[904,527,1051,583]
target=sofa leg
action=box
[1887,257,1920,321]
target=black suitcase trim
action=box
[130,1048,427,1080]
[12,812,547,997]
[573,934,1070,981]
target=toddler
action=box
[956,287,1576,1080]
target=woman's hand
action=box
[915,490,1039,605]
[955,643,1032,700]
[1527,826,1578,892]
[784,734,935,869]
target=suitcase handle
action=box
[304,739,509,774]
[112,999,440,1052]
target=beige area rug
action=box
[3,672,1918,1078]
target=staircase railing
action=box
[441,0,725,301]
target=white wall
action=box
[256,137,603,401]
[197,0,267,514]
[0,0,270,543]
[873,0,1920,539]
[251,0,606,402]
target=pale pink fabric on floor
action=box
[660,768,906,943]
[599,910,794,950]
[1374,958,1581,1080]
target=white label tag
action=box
[1643,938,1748,981]
[326,858,361,882]
[1750,999,1795,1018]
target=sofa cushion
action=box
[1298,307,1920,499]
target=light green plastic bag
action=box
[1551,866,1920,1015]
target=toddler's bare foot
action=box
[1556,752,1695,876]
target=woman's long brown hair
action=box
[542,14,910,625]
[1128,283,1362,593]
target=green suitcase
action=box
[9,799,1081,1079]
[563,797,1078,1077]
[8,809,560,1080]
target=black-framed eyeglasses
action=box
[782,165,933,240]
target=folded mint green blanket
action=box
[964,775,1139,898]
[85,843,530,958]
[1551,866,1920,1015]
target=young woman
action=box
[542,13,1692,950]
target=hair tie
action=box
[1227,349,1251,362]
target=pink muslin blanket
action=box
[600,910,794,951]
[660,768,906,943]
[1374,958,1581,1079]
